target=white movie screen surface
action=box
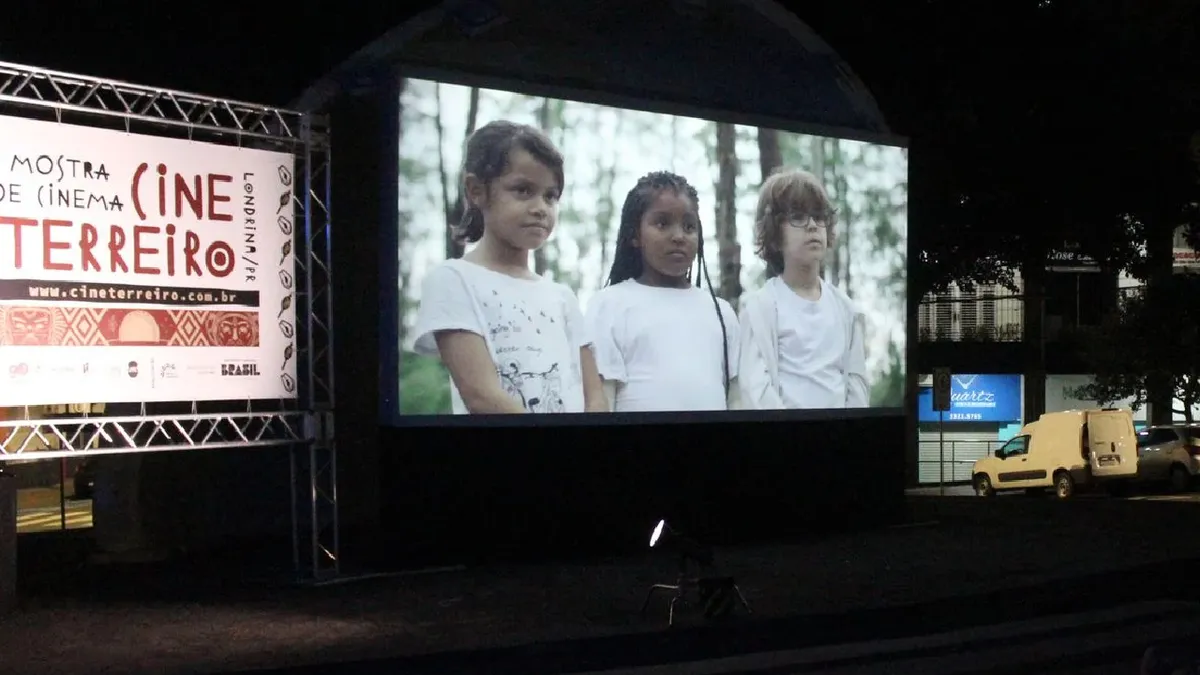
[0,115,299,406]
[396,78,907,418]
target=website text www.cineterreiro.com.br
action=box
[19,281,253,307]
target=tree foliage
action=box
[1073,274,1200,422]
[807,0,1200,296]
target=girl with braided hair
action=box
[585,171,740,413]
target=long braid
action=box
[697,237,731,395]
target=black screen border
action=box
[385,63,910,428]
[397,406,904,429]
[395,63,910,148]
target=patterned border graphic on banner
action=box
[0,114,298,405]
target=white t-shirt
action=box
[586,280,739,412]
[411,259,590,414]
[770,276,848,409]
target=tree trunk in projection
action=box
[434,84,455,262]
[595,110,621,280]
[756,127,783,283]
[757,127,782,183]
[714,122,741,309]
[809,136,829,283]
[396,77,412,349]
[442,86,478,261]
[533,98,553,276]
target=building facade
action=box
[914,232,1199,485]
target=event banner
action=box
[0,115,298,405]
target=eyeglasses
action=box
[784,212,832,229]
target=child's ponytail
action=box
[454,205,485,244]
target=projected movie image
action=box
[397,78,907,418]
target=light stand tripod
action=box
[641,553,752,627]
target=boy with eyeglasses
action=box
[737,168,869,410]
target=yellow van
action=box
[972,409,1139,499]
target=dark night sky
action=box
[0,1,1009,135]
[0,4,436,105]
[1,2,1195,150]
[0,1,921,115]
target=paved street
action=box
[908,484,1200,502]
[508,602,1200,675]
[226,596,1200,675]
[4,496,1200,674]
[14,485,93,533]
[16,502,92,534]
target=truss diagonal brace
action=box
[0,412,308,461]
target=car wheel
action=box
[974,474,995,497]
[1054,471,1075,499]
[1169,465,1192,493]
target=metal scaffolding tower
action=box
[0,61,338,581]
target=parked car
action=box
[1136,424,1200,492]
[73,459,95,500]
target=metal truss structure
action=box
[0,62,338,581]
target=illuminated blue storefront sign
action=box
[918,374,1022,423]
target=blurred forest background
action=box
[396,79,908,415]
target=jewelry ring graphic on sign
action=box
[277,215,293,235]
[281,372,296,393]
[952,374,977,390]
[277,165,293,187]
[278,270,294,290]
[278,320,294,339]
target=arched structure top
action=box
[293,0,895,143]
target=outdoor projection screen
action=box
[389,75,907,424]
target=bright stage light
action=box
[647,519,714,567]
[649,519,665,547]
